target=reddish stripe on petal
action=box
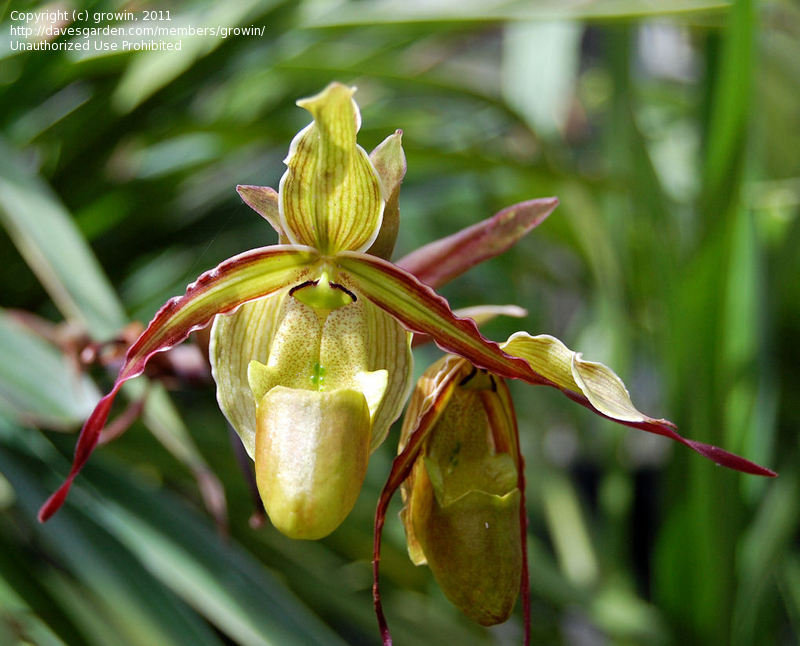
[38,245,318,522]
[336,254,776,478]
[481,378,531,643]
[397,197,558,288]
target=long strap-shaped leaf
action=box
[338,253,775,477]
[39,246,319,521]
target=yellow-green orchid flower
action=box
[35,83,550,532]
[39,83,774,553]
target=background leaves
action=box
[1,0,798,643]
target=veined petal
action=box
[317,297,411,450]
[210,290,290,456]
[335,252,545,384]
[212,291,410,457]
[360,301,413,449]
[38,245,319,522]
[279,82,384,254]
[366,130,406,260]
[412,304,527,348]
[502,332,777,477]
[236,184,283,237]
[397,197,558,288]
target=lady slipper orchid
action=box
[35,82,551,534]
[38,81,774,561]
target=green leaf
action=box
[701,0,755,218]
[0,139,229,527]
[0,419,346,646]
[107,1,279,112]
[0,310,99,430]
[503,21,582,139]
[0,442,224,646]
[303,0,731,27]
[0,139,125,339]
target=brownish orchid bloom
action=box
[398,357,526,627]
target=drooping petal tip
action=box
[501,332,776,477]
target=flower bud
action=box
[400,359,523,625]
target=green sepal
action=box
[279,83,384,254]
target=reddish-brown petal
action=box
[372,358,463,645]
[564,390,776,477]
[397,197,558,288]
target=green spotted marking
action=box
[311,362,326,388]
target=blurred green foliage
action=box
[1,0,799,644]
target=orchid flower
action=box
[36,82,550,533]
[39,84,774,562]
